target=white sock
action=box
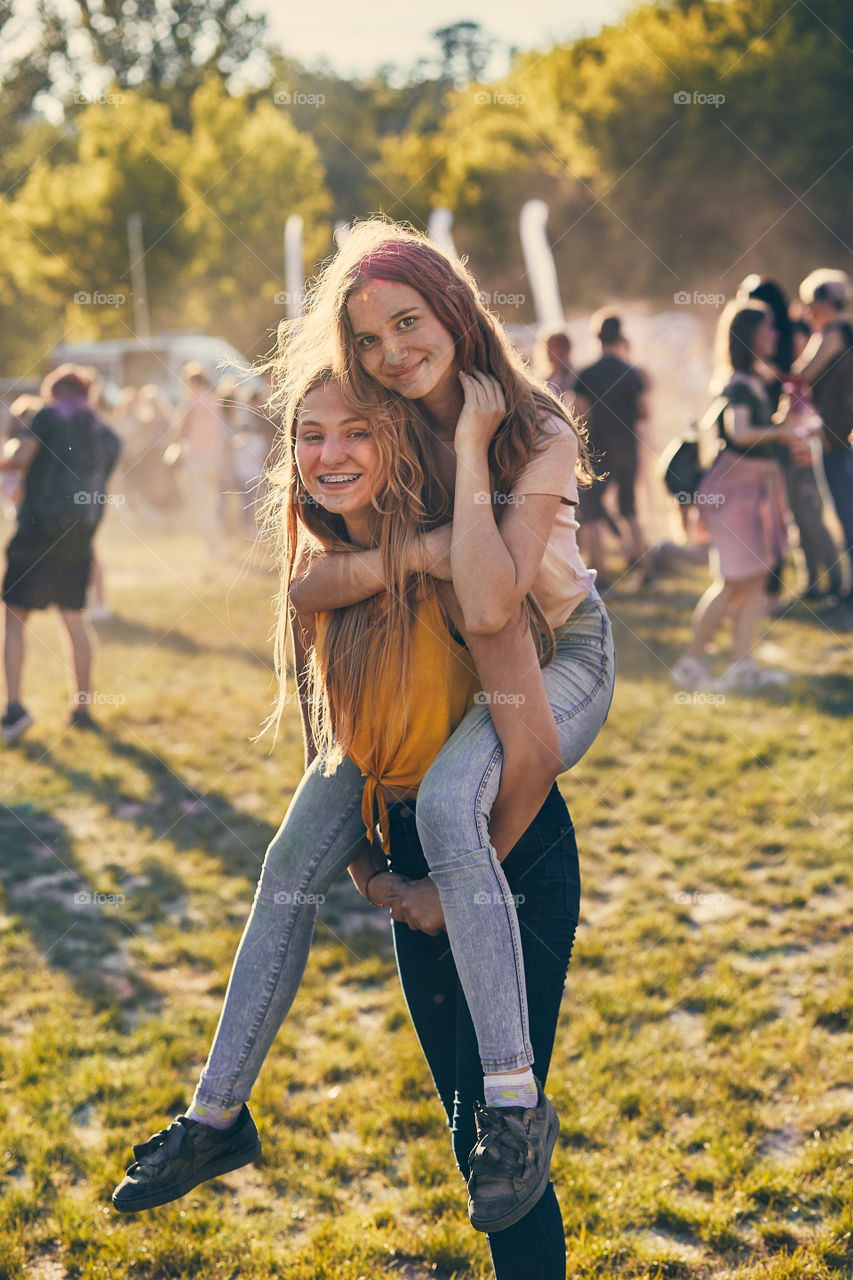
[483,1067,538,1109]
[186,1094,242,1130]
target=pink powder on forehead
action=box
[352,278,405,297]
[346,277,424,325]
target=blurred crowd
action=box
[2,363,277,552]
[2,262,851,737]
[534,268,853,689]
[0,362,277,740]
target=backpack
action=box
[659,396,727,503]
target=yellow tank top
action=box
[315,586,481,847]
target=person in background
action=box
[612,333,657,566]
[671,301,802,691]
[1,396,42,516]
[177,363,226,556]
[215,375,244,536]
[778,320,842,600]
[793,269,853,603]
[0,365,121,741]
[737,276,793,393]
[539,330,576,404]
[737,276,817,609]
[231,388,272,538]
[111,385,140,448]
[573,311,651,591]
[790,319,811,350]
[83,370,115,621]
[131,384,181,521]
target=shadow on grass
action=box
[606,586,700,678]
[18,731,279,882]
[0,803,162,1015]
[607,579,853,701]
[789,671,853,718]
[5,732,382,1018]
[93,613,273,671]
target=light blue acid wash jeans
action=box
[194,752,371,1109]
[194,588,614,1107]
[415,587,615,1073]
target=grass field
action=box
[1,518,852,1280]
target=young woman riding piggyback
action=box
[287,220,616,1218]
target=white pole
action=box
[284,215,305,319]
[127,212,151,338]
[519,200,564,331]
[428,208,459,259]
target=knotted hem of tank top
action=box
[361,773,391,853]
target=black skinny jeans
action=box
[386,783,580,1280]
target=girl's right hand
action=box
[454,370,506,456]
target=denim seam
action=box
[552,639,612,725]
[553,668,609,726]
[473,745,533,1069]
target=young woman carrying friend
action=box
[113,364,579,1273]
[290,370,582,1274]
[113,221,613,1257]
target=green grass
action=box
[1,519,852,1279]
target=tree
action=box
[9,94,189,348]
[0,0,68,191]
[69,0,270,128]
[263,55,456,221]
[515,0,853,299]
[178,76,332,357]
[432,21,495,87]
[0,201,61,373]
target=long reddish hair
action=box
[270,218,594,506]
[264,220,582,683]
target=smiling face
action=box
[346,279,459,403]
[294,383,382,538]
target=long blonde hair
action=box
[262,366,443,763]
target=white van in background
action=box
[48,333,249,401]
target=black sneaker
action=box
[1,703,34,744]
[467,1077,559,1233]
[70,707,99,731]
[112,1105,261,1213]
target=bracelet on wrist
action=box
[364,870,385,907]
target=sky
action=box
[7,0,635,114]
[249,0,633,79]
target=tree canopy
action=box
[1,1,851,373]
